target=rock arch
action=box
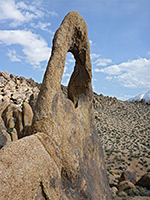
[34,11,92,117]
[0,11,111,200]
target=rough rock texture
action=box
[22,102,33,136]
[0,71,39,106]
[0,134,65,200]
[136,173,150,190]
[0,11,111,200]
[117,180,135,191]
[119,171,136,184]
[0,70,38,146]
[0,98,11,148]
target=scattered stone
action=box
[111,186,118,198]
[117,191,128,198]
[117,180,135,191]
[0,76,7,88]
[126,185,150,197]
[0,71,9,80]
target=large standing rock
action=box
[22,102,33,136]
[0,11,111,199]
[2,104,21,140]
[0,135,65,200]
[22,102,33,127]
[0,98,11,148]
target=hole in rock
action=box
[61,52,75,87]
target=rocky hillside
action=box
[0,71,40,106]
[0,71,150,199]
[93,93,150,182]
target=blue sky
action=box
[0,0,150,100]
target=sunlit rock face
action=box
[0,11,111,200]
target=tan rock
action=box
[29,93,38,110]
[117,180,135,191]
[0,98,11,148]
[22,102,33,137]
[0,76,7,88]
[136,172,150,190]
[111,186,118,198]
[0,71,9,80]
[7,117,15,129]
[0,96,9,115]
[22,102,33,126]
[10,73,16,82]
[10,128,18,141]
[2,104,19,129]
[0,11,111,199]
[32,11,110,199]
[0,120,11,148]
[3,80,16,92]
[0,134,66,200]
[119,170,136,184]
[13,109,23,138]
[1,103,23,140]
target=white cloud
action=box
[89,40,96,46]
[94,58,112,66]
[0,0,25,23]
[90,53,100,60]
[63,73,71,77]
[98,64,122,75]
[65,53,75,65]
[47,11,58,17]
[96,58,150,88]
[64,66,67,73]
[0,0,58,27]
[93,78,97,81]
[89,40,92,45]
[7,49,21,62]
[67,58,75,63]
[30,21,53,34]
[62,77,70,86]
[105,76,112,80]
[0,30,51,68]
[0,0,44,27]
[94,68,100,72]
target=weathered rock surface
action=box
[126,185,150,197]
[111,186,118,198]
[119,170,136,184]
[0,97,11,148]
[0,11,111,200]
[0,69,38,146]
[0,71,39,106]
[117,180,135,191]
[0,134,65,200]
[136,173,150,190]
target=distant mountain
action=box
[128,90,150,102]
